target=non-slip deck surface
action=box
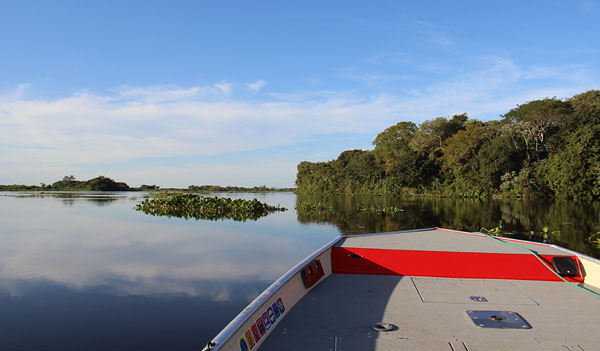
[260,274,600,350]
[336,228,572,255]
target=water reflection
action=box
[2,191,599,350]
[0,278,268,351]
[0,193,330,297]
[7,191,125,206]
[296,194,600,258]
[0,192,339,350]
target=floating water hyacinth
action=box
[135,193,287,221]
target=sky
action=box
[1,0,599,188]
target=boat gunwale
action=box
[338,227,439,239]
[500,238,600,264]
[205,235,342,350]
[206,228,462,349]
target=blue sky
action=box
[1,0,599,187]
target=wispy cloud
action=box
[366,52,408,65]
[1,58,597,186]
[214,81,233,96]
[0,83,31,102]
[112,85,207,103]
[580,0,599,13]
[246,80,266,95]
[343,73,416,83]
[409,17,454,48]
[0,84,399,168]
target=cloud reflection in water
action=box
[0,193,339,300]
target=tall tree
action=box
[538,124,600,198]
[502,98,572,166]
[372,121,417,175]
[409,114,467,155]
[440,120,486,172]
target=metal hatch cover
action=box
[466,310,532,329]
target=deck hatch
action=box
[466,310,531,329]
[412,277,538,305]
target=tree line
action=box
[0,175,136,191]
[296,90,600,199]
[0,176,294,193]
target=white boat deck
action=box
[336,228,570,255]
[260,274,600,350]
[258,229,600,350]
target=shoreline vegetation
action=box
[0,175,295,193]
[295,90,600,200]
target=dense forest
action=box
[186,185,295,192]
[296,90,600,199]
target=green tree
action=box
[85,176,130,191]
[336,150,383,194]
[296,161,338,193]
[567,90,600,126]
[476,134,523,192]
[503,98,572,166]
[440,120,486,172]
[409,113,467,161]
[437,120,487,195]
[387,148,436,188]
[539,124,600,199]
[372,121,417,175]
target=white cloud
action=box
[0,83,31,102]
[113,84,207,103]
[214,81,233,95]
[1,59,597,186]
[0,83,402,186]
[246,80,266,95]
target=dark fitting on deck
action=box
[551,256,579,277]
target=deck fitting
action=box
[466,310,532,329]
[371,322,397,332]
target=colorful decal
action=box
[239,296,286,350]
[256,317,266,335]
[271,302,281,319]
[250,323,261,343]
[268,306,276,323]
[245,330,256,349]
[239,337,249,351]
[276,297,285,314]
[262,311,272,330]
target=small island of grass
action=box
[135,193,287,221]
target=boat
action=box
[202,228,600,350]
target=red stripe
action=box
[332,247,584,282]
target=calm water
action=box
[1,192,599,350]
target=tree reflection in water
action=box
[296,194,600,258]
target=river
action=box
[0,192,598,350]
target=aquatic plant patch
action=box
[135,193,287,221]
